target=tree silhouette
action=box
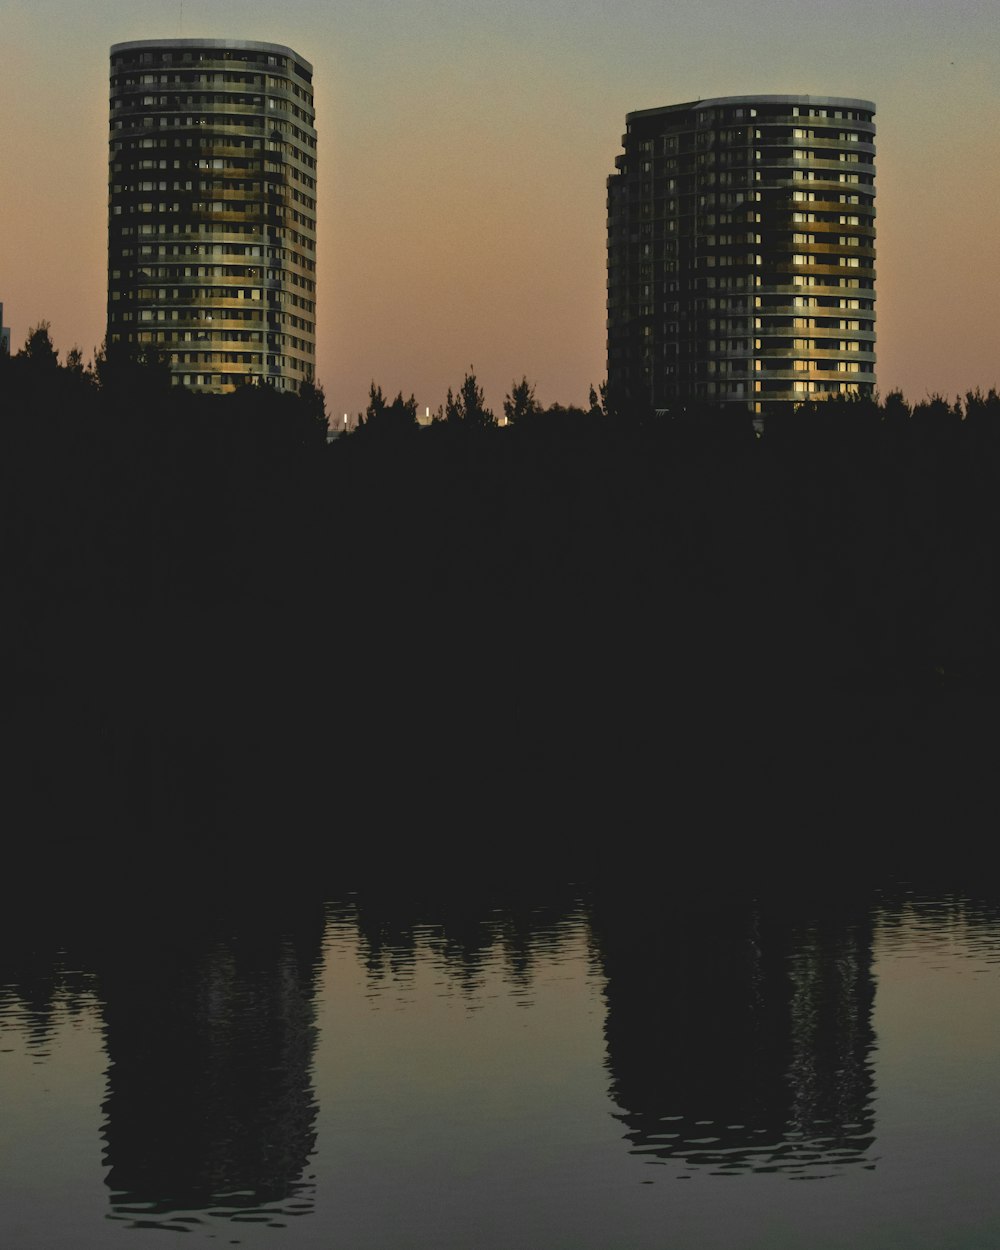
[65,347,90,379]
[588,384,605,419]
[360,382,417,437]
[19,322,59,370]
[503,377,540,426]
[94,338,172,402]
[297,379,329,444]
[445,368,494,429]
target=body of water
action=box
[2,878,999,1248]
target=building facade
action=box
[0,303,10,356]
[607,95,876,413]
[108,39,316,393]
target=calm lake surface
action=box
[3,878,999,1249]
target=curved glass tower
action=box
[607,95,876,413]
[108,39,316,393]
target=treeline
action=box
[3,326,999,876]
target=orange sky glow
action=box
[1,0,998,419]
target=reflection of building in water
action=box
[98,904,324,1229]
[593,894,875,1175]
[784,918,875,1147]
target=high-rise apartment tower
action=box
[607,95,875,413]
[108,39,316,393]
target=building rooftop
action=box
[627,94,876,122]
[110,38,312,73]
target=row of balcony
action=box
[112,79,311,105]
[610,197,875,218]
[111,99,315,129]
[116,312,314,330]
[111,114,317,146]
[112,52,311,79]
[116,292,314,309]
[113,221,316,242]
[123,276,313,292]
[111,201,316,223]
[123,328,314,353]
[653,380,874,397]
[628,110,874,133]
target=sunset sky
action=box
[1,0,998,419]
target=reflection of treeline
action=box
[4,329,998,873]
[346,875,593,993]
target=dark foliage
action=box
[3,336,999,885]
[356,382,419,440]
[442,367,495,429]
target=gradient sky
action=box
[2,0,998,418]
